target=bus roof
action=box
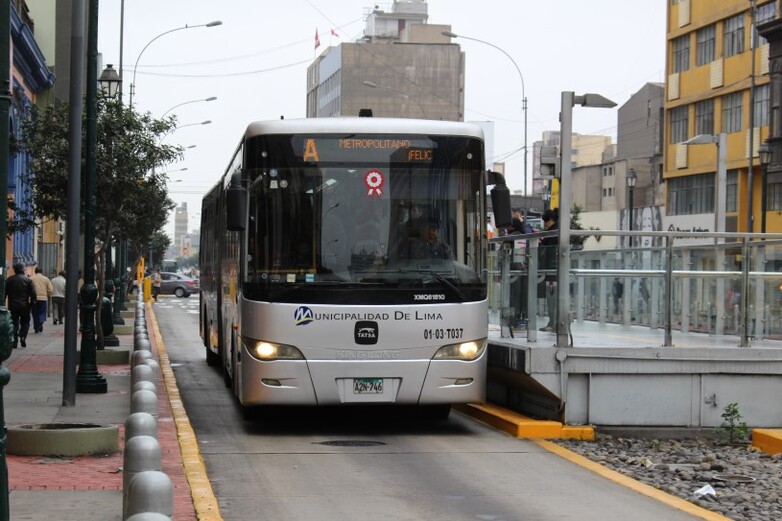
[244,117,485,141]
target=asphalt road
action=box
[154,295,703,521]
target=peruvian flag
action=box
[315,29,321,49]
[330,28,339,37]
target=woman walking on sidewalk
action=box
[51,271,66,325]
[6,263,35,348]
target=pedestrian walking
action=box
[51,271,66,325]
[152,269,162,301]
[6,263,35,348]
[31,266,53,333]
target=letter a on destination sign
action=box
[303,139,320,162]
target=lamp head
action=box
[99,64,122,99]
[626,169,637,188]
[759,142,772,166]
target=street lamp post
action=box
[557,91,617,347]
[161,96,217,119]
[684,133,727,244]
[759,141,772,234]
[362,81,426,118]
[76,0,107,393]
[129,20,222,107]
[99,65,125,329]
[626,168,637,246]
[685,133,738,343]
[442,31,528,197]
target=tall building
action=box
[306,0,464,121]
[174,202,188,256]
[665,0,774,234]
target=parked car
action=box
[158,271,199,298]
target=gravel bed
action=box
[555,435,782,521]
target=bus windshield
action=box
[243,133,485,302]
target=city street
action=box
[154,296,703,521]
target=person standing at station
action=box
[612,277,624,315]
[31,266,53,333]
[538,208,559,332]
[507,208,534,328]
[6,263,35,348]
[51,271,66,325]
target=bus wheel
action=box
[222,356,232,388]
[206,345,220,367]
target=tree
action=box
[570,204,600,249]
[18,98,181,344]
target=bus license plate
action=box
[353,378,383,394]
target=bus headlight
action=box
[245,340,304,361]
[432,339,487,361]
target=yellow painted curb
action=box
[535,440,733,521]
[148,303,223,520]
[454,403,595,440]
[752,428,782,455]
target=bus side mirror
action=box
[487,170,512,228]
[226,186,248,231]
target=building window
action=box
[726,169,738,212]
[667,173,715,215]
[724,14,745,58]
[754,2,776,47]
[673,34,690,73]
[768,182,782,211]
[696,25,716,66]
[695,98,714,135]
[670,105,689,143]
[754,84,769,127]
[721,92,743,133]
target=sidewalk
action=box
[2,305,197,520]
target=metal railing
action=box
[487,229,782,348]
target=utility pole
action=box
[0,0,16,517]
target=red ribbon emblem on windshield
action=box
[364,169,385,197]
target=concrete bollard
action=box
[131,350,152,367]
[126,471,173,519]
[130,389,158,418]
[126,513,171,521]
[132,380,156,395]
[143,358,159,377]
[131,363,155,386]
[134,337,151,353]
[122,435,162,519]
[125,412,157,441]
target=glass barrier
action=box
[487,230,782,347]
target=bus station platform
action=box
[485,320,782,431]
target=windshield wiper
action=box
[425,271,467,301]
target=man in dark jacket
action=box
[507,209,534,327]
[6,263,36,348]
[538,209,559,332]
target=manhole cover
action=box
[314,440,386,447]
[713,474,756,483]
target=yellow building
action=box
[666,0,776,233]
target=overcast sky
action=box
[97,0,666,237]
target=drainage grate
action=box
[314,440,386,447]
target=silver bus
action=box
[200,117,511,414]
